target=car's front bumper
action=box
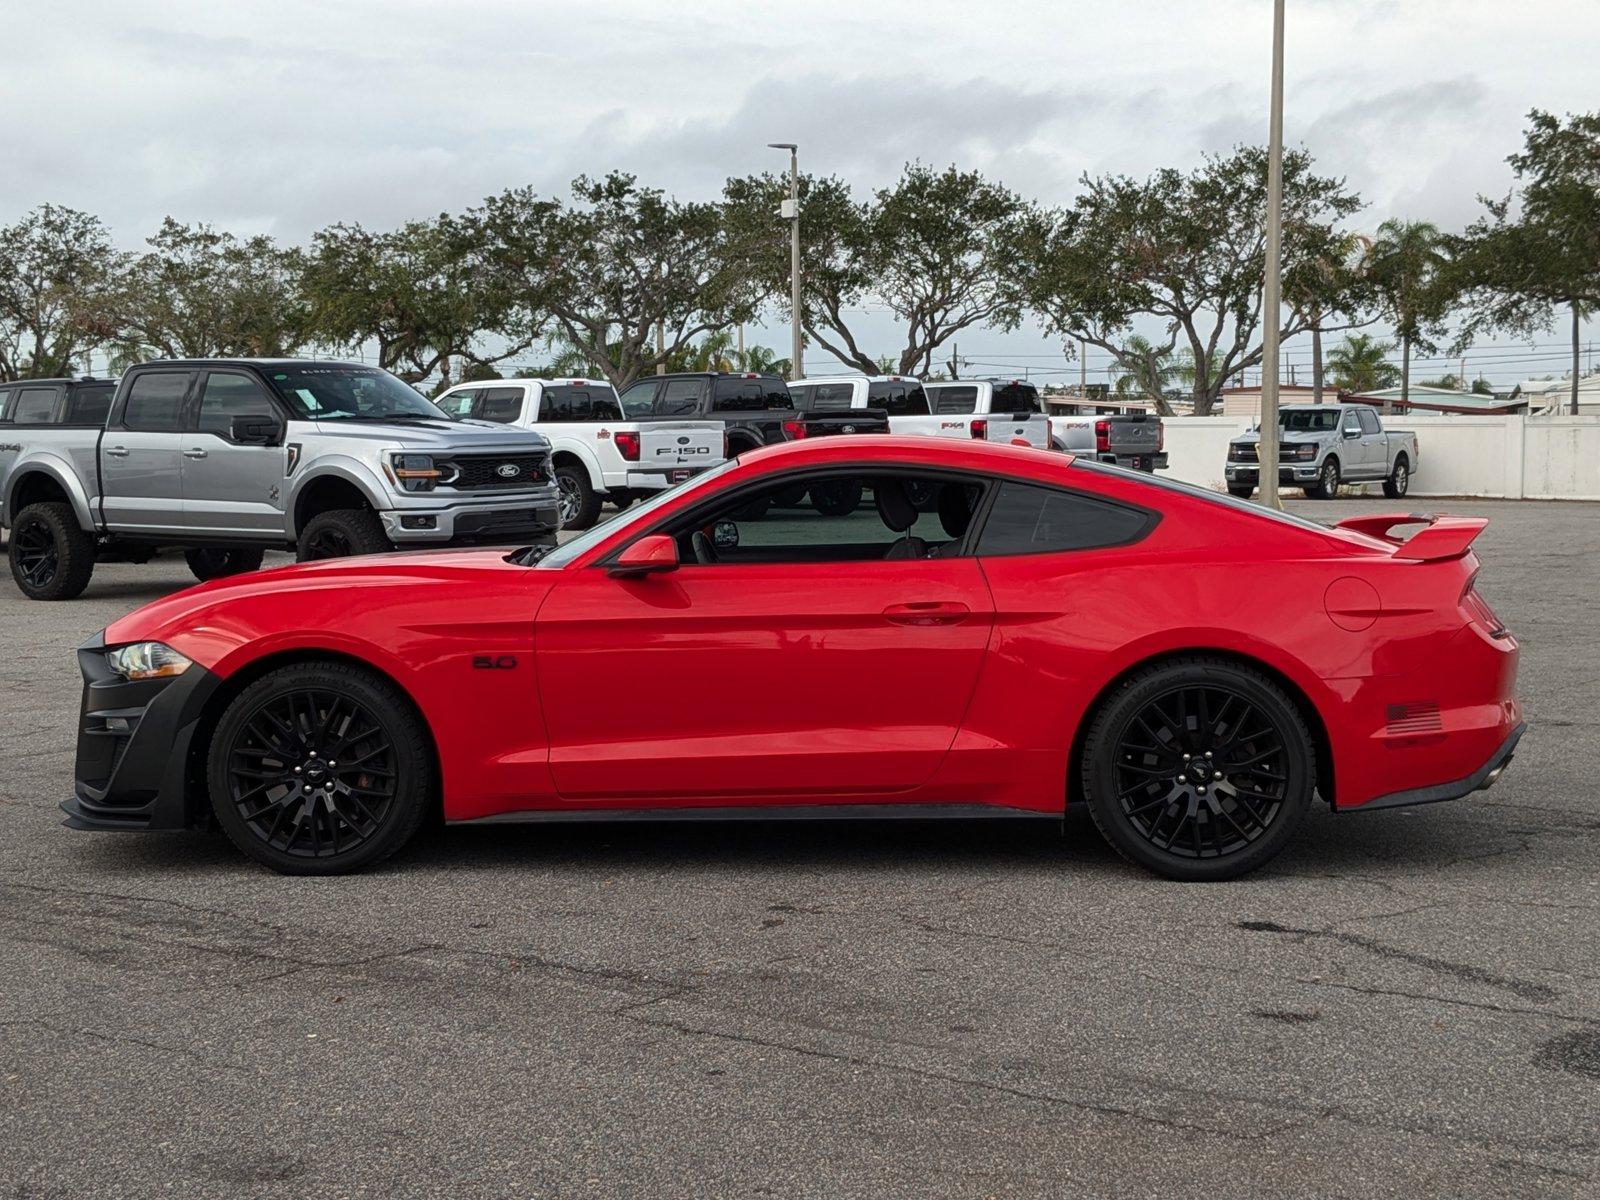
[1225,463,1321,485]
[61,631,219,832]
[379,487,561,544]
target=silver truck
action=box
[1225,403,1418,500]
[1,358,561,600]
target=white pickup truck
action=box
[434,378,725,529]
[791,375,1052,447]
[924,379,1165,470]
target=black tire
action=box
[185,547,266,582]
[810,480,864,517]
[1080,656,1315,881]
[296,508,391,562]
[1306,457,1340,500]
[607,488,637,510]
[555,461,602,530]
[1382,455,1410,499]
[1226,485,1254,499]
[8,501,95,600]
[771,483,810,508]
[206,661,434,875]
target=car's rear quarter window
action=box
[976,481,1152,555]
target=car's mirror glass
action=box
[712,519,740,550]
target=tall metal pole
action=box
[1258,0,1286,510]
[787,148,803,381]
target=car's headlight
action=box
[388,453,441,492]
[1295,444,1318,460]
[106,642,192,681]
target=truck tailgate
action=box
[633,421,724,465]
[1104,415,1161,455]
[981,413,1051,447]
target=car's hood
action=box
[1230,430,1329,445]
[300,417,551,453]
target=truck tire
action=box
[555,461,602,530]
[185,547,266,582]
[297,508,392,562]
[9,501,96,600]
[1383,455,1410,499]
[1305,457,1340,500]
[772,484,810,508]
[606,488,636,511]
[1227,485,1254,498]
[810,480,863,517]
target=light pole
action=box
[768,142,803,381]
[1257,0,1286,510]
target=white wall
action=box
[1160,412,1600,502]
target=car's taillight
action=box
[1094,420,1111,453]
[1462,572,1508,637]
[614,431,641,461]
[970,419,988,439]
[782,419,807,440]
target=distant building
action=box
[1511,374,1600,413]
[1346,386,1528,415]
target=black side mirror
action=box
[232,414,283,445]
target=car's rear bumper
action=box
[1347,723,1524,812]
[61,631,218,832]
[606,464,723,492]
[1099,452,1168,472]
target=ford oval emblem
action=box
[496,463,522,478]
[676,435,690,445]
[842,424,857,434]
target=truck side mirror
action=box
[232,414,284,445]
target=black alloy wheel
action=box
[8,501,96,600]
[208,663,432,874]
[12,515,59,592]
[1082,657,1314,880]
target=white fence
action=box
[1159,413,1600,501]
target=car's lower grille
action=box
[443,453,550,489]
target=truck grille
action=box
[442,453,550,489]
[1230,445,1303,463]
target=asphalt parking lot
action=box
[2,497,1597,1198]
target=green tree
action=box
[1285,230,1376,403]
[116,218,303,360]
[1368,218,1451,412]
[298,213,537,385]
[1109,334,1194,413]
[1324,333,1399,392]
[475,173,757,390]
[1450,110,1600,415]
[737,343,790,376]
[724,164,1031,377]
[0,204,125,380]
[1018,147,1364,415]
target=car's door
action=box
[1354,408,1385,477]
[100,369,194,535]
[180,369,289,537]
[534,469,997,802]
[1338,408,1370,476]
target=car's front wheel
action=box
[297,508,391,562]
[9,501,96,600]
[207,662,435,874]
[185,547,266,582]
[1306,457,1340,500]
[1080,656,1315,881]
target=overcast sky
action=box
[6,0,1597,384]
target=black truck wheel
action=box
[185,547,266,581]
[810,480,863,517]
[297,509,392,562]
[9,501,96,600]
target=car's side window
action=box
[121,372,193,432]
[435,388,480,419]
[810,383,854,412]
[1342,412,1361,436]
[711,379,762,412]
[196,372,277,437]
[618,381,657,416]
[975,481,1153,556]
[479,387,526,423]
[66,385,114,426]
[10,386,62,424]
[1357,408,1381,434]
[0,388,12,420]
[659,379,704,415]
[656,472,984,566]
[932,386,978,414]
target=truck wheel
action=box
[297,509,391,562]
[606,488,636,511]
[1383,456,1410,499]
[1306,457,1340,500]
[810,480,863,517]
[185,547,265,582]
[555,462,602,530]
[772,484,809,508]
[9,501,96,600]
[1226,485,1254,498]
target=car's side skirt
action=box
[452,803,1056,826]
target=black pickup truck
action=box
[617,371,889,517]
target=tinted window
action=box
[1342,411,1362,435]
[66,384,114,426]
[618,381,658,417]
[869,382,930,416]
[11,387,62,423]
[993,383,1041,414]
[122,372,192,431]
[932,385,978,414]
[435,387,481,419]
[197,372,276,436]
[787,384,814,408]
[761,380,793,410]
[538,385,621,422]
[712,378,764,412]
[976,482,1150,555]
[1357,408,1381,434]
[1280,409,1339,432]
[657,379,704,416]
[810,383,855,412]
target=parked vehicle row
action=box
[1226,403,1417,499]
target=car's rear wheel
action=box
[1080,656,1315,881]
[9,501,95,600]
[207,662,434,875]
[1306,458,1340,500]
[1383,456,1410,498]
[185,547,266,581]
[297,508,391,562]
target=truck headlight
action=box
[388,453,441,492]
[106,642,192,681]
[1295,444,1318,460]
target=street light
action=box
[1258,0,1286,510]
[767,142,803,381]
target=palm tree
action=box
[1286,231,1374,403]
[1110,335,1192,415]
[1370,219,1448,412]
[738,343,790,376]
[1325,333,1399,393]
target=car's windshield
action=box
[1278,409,1340,432]
[536,460,740,568]
[266,365,449,421]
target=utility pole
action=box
[655,265,667,376]
[1257,0,1287,511]
[768,143,803,381]
[737,323,745,369]
[1080,338,1087,395]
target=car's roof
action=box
[137,357,370,369]
[476,377,612,389]
[740,434,1070,474]
[4,377,109,386]
[924,378,1037,387]
[798,374,922,385]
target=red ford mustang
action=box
[66,436,1522,880]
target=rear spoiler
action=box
[1335,513,1488,562]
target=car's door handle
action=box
[104,446,129,457]
[882,601,970,626]
[182,448,208,459]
